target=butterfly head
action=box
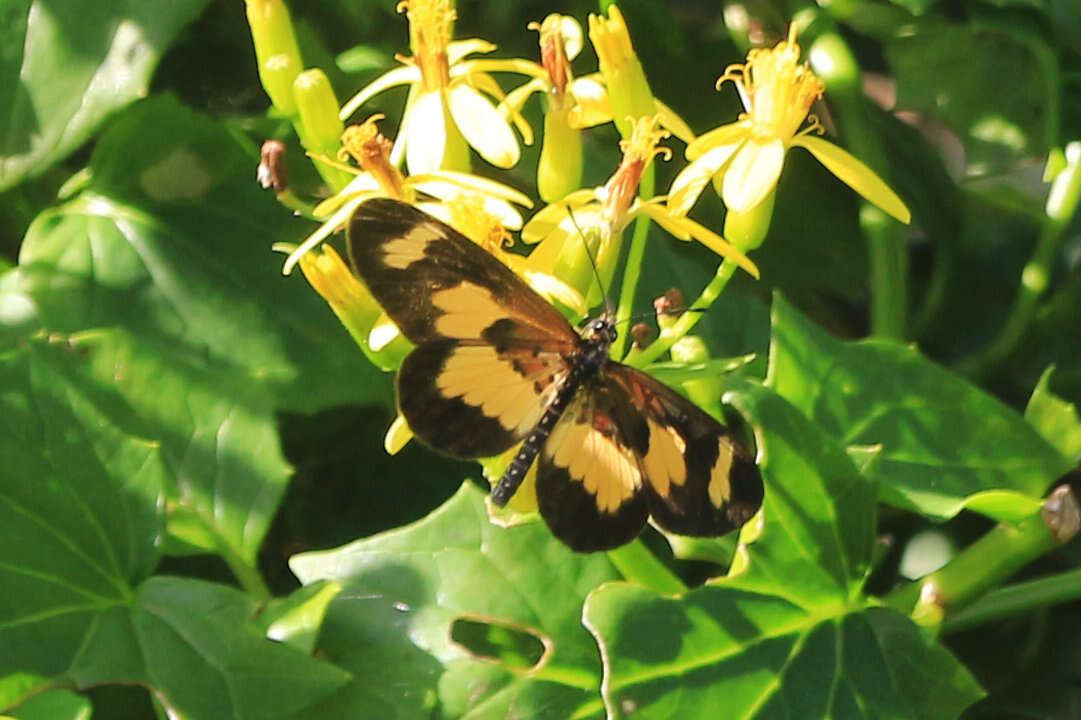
[583,317,617,349]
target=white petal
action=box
[667,143,742,216]
[446,84,520,168]
[723,138,784,213]
[406,91,448,175]
[448,39,496,65]
[339,65,420,120]
[686,121,751,160]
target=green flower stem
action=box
[218,537,272,603]
[809,27,907,340]
[607,538,687,595]
[623,195,771,368]
[883,507,1062,622]
[612,166,654,359]
[942,566,1081,635]
[959,142,1081,379]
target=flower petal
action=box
[654,98,695,144]
[678,216,760,278]
[447,38,497,65]
[411,169,533,207]
[446,84,520,168]
[667,142,742,216]
[723,138,784,213]
[339,65,420,120]
[794,135,911,224]
[311,173,381,217]
[466,71,534,146]
[636,201,691,240]
[567,75,612,128]
[521,191,599,243]
[686,121,751,161]
[411,182,524,229]
[282,194,370,275]
[406,90,448,175]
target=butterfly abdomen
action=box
[491,364,586,506]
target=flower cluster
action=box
[246,0,911,475]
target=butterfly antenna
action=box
[566,206,615,319]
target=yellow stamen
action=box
[447,194,513,257]
[398,0,454,89]
[339,115,406,199]
[716,25,824,142]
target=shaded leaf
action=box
[1025,366,1081,461]
[10,94,389,413]
[582,383,981,718]
[4,689,90,720]
[0,0,208,191]
[768,295,1070,518]
[291,483,619,719]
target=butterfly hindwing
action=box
[348,198,578,459]
[397,336,568,458]
[535,385,651,552]
[536,364,762,552]
[607,365,763,537]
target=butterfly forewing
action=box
[348,199,573,346]
[348,198,578,459]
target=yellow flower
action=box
[279,115,531,275]
[523,116,759,301]
[339,0,533,174]
[668,26,910,223]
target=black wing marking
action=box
[606,365,763,537]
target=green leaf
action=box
[11,94,390,413]
[291,483,621,719]
[0,0,209,191]
[62,328,291,566]
[886,14,1056,164]
[0,337,166,682]
[67,577,350,719]
[1025,366,1081,461]
[260,582,343,655]
[768,295,1070,519]
[584,593,982,719]
[3,689,90,720]
[581,383,982,718]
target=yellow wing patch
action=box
[641,418,688,497]
[546,417,641,514]
[381,224,441,269]
[708,442,734,508]
[432,282,508,339]
[436,345,552,434]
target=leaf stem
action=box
[958,142,1081,378]
[809,27,907,340]
[942,566,1081,634]
[612,166,655,359]
[884,486,1079,622]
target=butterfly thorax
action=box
[573,316,617,379]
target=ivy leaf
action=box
[0,0,208,191]
[291,483,621,719]
[1025,366,1081,461]
[10,94,389,413]
[582,383,983,718]
[768,295,1070,519]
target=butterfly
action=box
[347,198,763,552]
